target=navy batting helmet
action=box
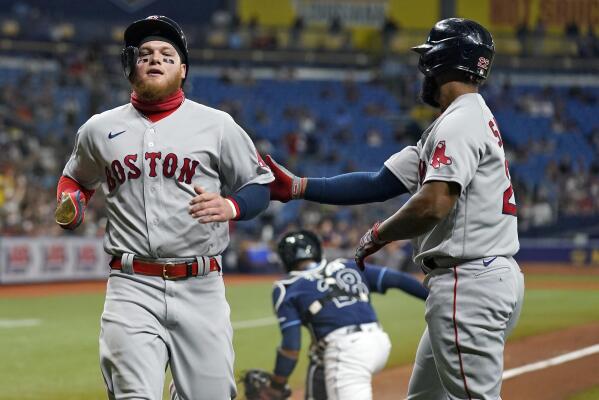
[277,230,322,272]
[412,18,494,81]
[121,15,189,83]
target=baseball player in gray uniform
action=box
[54,16,273,400]
[355,19,525,399]
[265,18,524,400]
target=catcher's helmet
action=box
[121,15,189,82]
[277,230,322,272]
[412,18,494,81]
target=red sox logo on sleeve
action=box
[430,141,452,169]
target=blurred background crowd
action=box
[0,0,598,272]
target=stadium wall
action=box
[1,237,598,284]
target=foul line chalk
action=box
[0,319,42,328]
[503,343,599,380]
[232,316,277,330]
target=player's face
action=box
[420,75,440,108]
[132,41,187,101]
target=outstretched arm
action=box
[363,264,428,300]
[265,155,407,204]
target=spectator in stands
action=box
[290,16,305,49]
[381,17,399,51]
[564,20,579,40]
[329,16,342,34]
[516,20,530,56]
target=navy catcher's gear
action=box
[121,15,189,83]
[277,230,322,272]
[412,18,494,81]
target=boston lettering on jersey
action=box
[104,152,200,192]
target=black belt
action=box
[423,258,441,270]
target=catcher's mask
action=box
[412,18,495,82]
[121,15,189,85]
[277,230,322,273]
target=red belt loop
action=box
[109,257,220,280]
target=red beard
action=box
[132,71,183,102]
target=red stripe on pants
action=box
[453,267,472,400]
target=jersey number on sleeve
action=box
[489,119,517,216]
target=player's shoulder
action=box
[273,274,303,289]
[272,275,303,309]
[184,99,232,121]
[80,104,134,133]
[436,93,491,138]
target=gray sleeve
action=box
[62,121,102,189]
[423,113,485,190]
[383,146,420,194]
[219,114,274,194]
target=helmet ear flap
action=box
[121,46,139,80]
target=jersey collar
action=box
[289,259,327,276]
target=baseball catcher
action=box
[257,230,427,400]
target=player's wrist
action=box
[224,197,239,220]
[270,377,288,391]
[372,221,390,244]
[291,177,307,199]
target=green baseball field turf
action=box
[0,273,598,399]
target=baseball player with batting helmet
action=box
[55,15,273,399]
[265,18,524,400]
[259,230,428,400]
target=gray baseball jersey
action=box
[63,99,273,258]
[64,98,273,400]
[385,93,519,267]
[386,93,525,399]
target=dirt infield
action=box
[350,322,599,400]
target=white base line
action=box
[503,343,599,380]
[232,316,276,330]
[0,319,42,328]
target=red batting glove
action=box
[264,154,306,203]
[355,221,390,270]
[54,191,86,230]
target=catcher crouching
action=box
[241,230,428,400]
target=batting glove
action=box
[355,221,389,270]
[55,191,86,230]
[264,154,306,203]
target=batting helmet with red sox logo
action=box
[412,18,495,81]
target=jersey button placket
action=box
[143,126,161,256]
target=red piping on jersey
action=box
[131,88,185,122]
[453,266,473,400]
[56,175,95,203]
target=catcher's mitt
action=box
[241,369,291,400]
